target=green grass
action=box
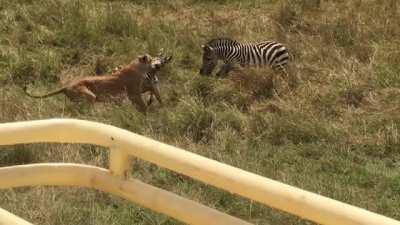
[1,0,400,224]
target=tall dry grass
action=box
[0,0,399,224]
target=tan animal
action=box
[23,54,160,113]
[111,53,172,107]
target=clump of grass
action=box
[191,68,277,111]
[387,176,400,195]
[55,0,102,48]
[371,42,400,88]
[229,68,275,100]
[190,76,216,102]
[9,49,61,86]
[381,121,400,154]
[102,105,147,133]
[346,166,377,189]
[274,1,300,30]
[190,75,255,111]
[3,0,400,224]
[9,54,36,85]
[174,97,217,143]
[374,64,400,88]
[319,20,356,48]
[211,82,253,111]
[0,146,35,166]
[332,22,355,48]
[101,3,141,38]
[342,87,366,108]
[252,111,346,146]
[156,96,217,143]
[217,106,249,133]
[310,89,340,118]
[273,0,320,35]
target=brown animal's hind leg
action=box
[79,86,96,103]
[66,86,96,103]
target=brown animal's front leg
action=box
[128,84,147,114]
[129,95,147,114]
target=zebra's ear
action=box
[201,44,213,52]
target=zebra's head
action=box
[199,44,218,76]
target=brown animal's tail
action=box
[23,86,66,98]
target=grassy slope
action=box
[1,0,400,224]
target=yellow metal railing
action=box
[0,119,399,225]
[0,207,33,225]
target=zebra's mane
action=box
[206,38,239,47]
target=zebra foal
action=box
[199,38,289,77]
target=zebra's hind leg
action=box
[274,65,298,89]
[216,63,233,78]
[277,64,298,90]
[264,73,276,98]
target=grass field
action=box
[1,0,400,224]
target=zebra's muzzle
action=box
[199,68,210,76]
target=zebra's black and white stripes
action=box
[199,38,289,76]
[142,71,159,92]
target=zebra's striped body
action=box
[199,38,289,76]
[142,72,159,93]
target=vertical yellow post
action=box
[109,148,131,179]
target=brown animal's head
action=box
[199,44,218,76]
[134,54,158,72]
[138,54,152,65]
[112,52,172,75]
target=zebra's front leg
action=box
[216,63,233,77]
[152,83,163,107]
[147,93,155,106]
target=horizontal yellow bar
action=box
[0,119,399,225]
[0,163,251,225]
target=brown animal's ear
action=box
[138,54,150,64]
